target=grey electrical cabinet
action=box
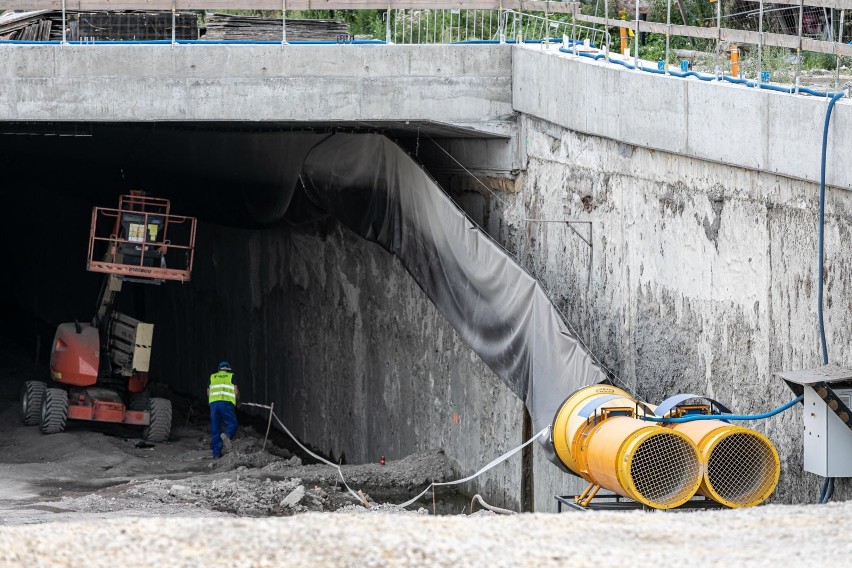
[802,385,852,477]
[778,367,852,478]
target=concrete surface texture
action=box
[481,114,852,506]
[0,44,513,136]
[2,502,852,567]
[145,221,526,510]
[512,44,852,190]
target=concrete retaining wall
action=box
[475,114,852,506]
[513,46,852,191]
[0,44,513,135]
[145,220,525,509]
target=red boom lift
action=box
[20,192,197,442]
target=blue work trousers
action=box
[210,400,238,457]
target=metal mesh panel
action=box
[707,432,778,506]
[75,12,198,41]
[629,433,701,508]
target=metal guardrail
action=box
[0,0,848,90]
[570,1,850,91]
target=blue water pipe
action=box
[640,395,803,424]
[817,90,846,367]
[558,44,840,98]
[816,88,846,505]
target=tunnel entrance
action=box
[0,121,510,514]
[0,121,524,466]
[0,121,605,514]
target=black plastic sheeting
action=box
[297,133,608,467]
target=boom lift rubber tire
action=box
[21,381,46,426]
[40,388,68,434]
[143,398,172,443]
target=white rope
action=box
[241,402,549,510]
[395,426,549,508]
[241,402,361,502]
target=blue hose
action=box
[558,45,839,97]
[640,395,803,423]
[815,89,845,506]
[818,90,846,366]
[819,477,835,504]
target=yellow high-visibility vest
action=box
[209,371,236,404]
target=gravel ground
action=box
[1,502,851,567]
[0,395,460,525]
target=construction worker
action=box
[208,361,239,459]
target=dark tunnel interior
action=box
[0,121,488,429]
[0,120,594,493]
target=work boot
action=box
[221,433,233,454]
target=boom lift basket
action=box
[86,192,197,283]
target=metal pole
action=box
[836,10,845,91]
[665,0,671,72]
[262,403,275,452]
[604,0,609,58]
[282,0,287,45]
[758,0,764,85]
[61,0,67,44]
[441,9,445,43]
[795,0,804,93]
[498,3,505,43]
[572,17,577,54]
[715,0,721,79]
[634,0,640,67]
[544,2,549,46]
[171,0,176,46]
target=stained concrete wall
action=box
[469,114,852,507]
[513,45,852,191]
[0,44,513,135]
[462,46,852,506]
[145,220,525,509]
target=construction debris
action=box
[0,10,198,41]
[0,11,58,41]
